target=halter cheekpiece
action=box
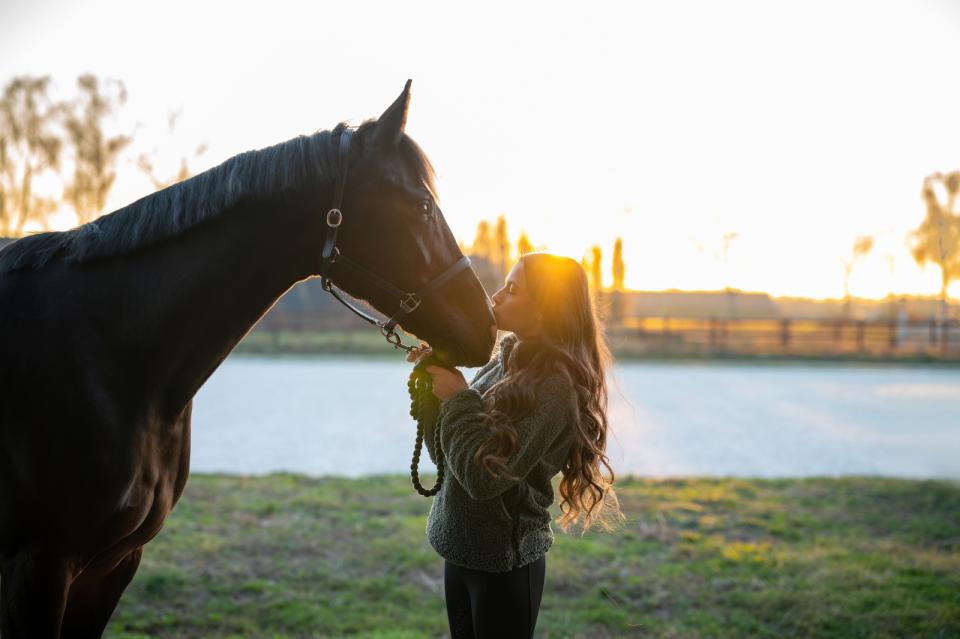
[319,128,472,353]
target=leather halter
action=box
[319,128,473,353]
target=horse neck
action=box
[121,193,325,415]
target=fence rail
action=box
[253,309,960,359]
[613,316,960,358]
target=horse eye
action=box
[421,199,433,217]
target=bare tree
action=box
[721,232,739,283]
[610,237,626,324]
[517,230,533,256]
[0,76,61,236]
[136,110,207,190]
[62,74,131,224]
[612,236,625,291]
[589,245,603,291]
[494,214,510,276]
[841,235,874,318]
[471,219,493,261]
[910,171,960,323]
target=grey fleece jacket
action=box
[422,333,576,573]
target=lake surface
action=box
[191,356,960,479]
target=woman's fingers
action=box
[426,364,464,380]
[407,347,432,363]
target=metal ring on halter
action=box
[326,208,343,227]
[318,129,473,357]
[399,293,421,314]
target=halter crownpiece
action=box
[319,128,473,353]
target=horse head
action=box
[315,81,496,367]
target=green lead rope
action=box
[408,357,446,497]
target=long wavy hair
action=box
[473,252,623,533]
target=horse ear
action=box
[375,79,412,148]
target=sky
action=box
[3,0,960,299]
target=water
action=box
[190,356,960,479]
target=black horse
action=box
[0,82,495,638]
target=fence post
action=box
[780,319,791,350]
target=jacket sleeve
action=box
[437,375,573,501]
[423,355,499,466]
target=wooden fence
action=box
[253,308,960,360]
[612,316,960,359]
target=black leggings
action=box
[443,555,546,639]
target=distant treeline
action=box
[463,213,625,295]
[1,74,957,322]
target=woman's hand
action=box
[407,347,468,401]
[425,365,467,401]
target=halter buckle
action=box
[326,208,343,228]
[399,293,421,314]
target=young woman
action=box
[408,251,622,639]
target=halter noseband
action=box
[319,128,472,353]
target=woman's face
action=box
[491,261,543,340]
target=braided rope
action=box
[408,360,445,497]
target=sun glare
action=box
[3,0,959,303]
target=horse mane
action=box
[0,121,436,275]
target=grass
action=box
[106,475,960,639]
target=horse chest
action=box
[78,405,194,565]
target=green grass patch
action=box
[105,475,960,638]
